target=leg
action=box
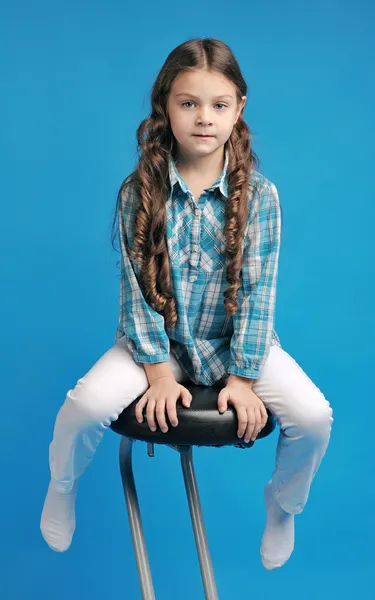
[251,344,334,569]
[253,344,334,515]
[40,335,189,551]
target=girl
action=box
[40,37,334,570]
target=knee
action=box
[293,393,334,439]
[65,378,121,426]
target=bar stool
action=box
[110,379,276,600]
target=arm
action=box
[114,180,172,372]
[227,180,282,383]
[227,373,255,389]
[142,361,176,385]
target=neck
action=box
[175,145,225,181]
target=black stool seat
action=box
[110,380,276,600]
[110,380,276,447]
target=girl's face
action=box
[167,69,246,160]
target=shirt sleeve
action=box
[114,180,171,364]
[227,180,282,379]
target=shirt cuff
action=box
[118,332,171,364]
[132,352,171,364]
[227,364,260,379]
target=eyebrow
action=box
[175,93,233,100]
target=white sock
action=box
[40,479,79,552]
[260,480,295,570]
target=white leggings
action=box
[48,336,334,514]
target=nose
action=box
[196,107,213,125]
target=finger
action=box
[250,407,263,441]
[146,398,157,432]
[135,395,148,423]
[260,403,268,428]
[155,398,168,433]
[218,390,228,413]
[237,405,248,439]
[244,407,256,443]
[180,387,192,408]
[166,396,179,428]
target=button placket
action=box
[189,200,201,269]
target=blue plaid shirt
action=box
[115,147,282,386]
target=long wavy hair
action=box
[110,37,262,329]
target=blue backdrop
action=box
[1,1,373,598]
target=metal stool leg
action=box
[119,438,219,600]
[178,445,219,600]
[119,436,156,600]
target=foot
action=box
[260,480,295,570]
[40,479,79,552]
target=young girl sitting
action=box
[40,37,334,571]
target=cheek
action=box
[171,116,192,139]
[221,119,237,138]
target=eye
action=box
[181,101,227,110]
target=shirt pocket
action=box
[167,225,191,269]
[198,204,227,273]
[166,199,193,269]
[199,210,250,274]
[198,237,227,273]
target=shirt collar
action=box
[167,145,229,200]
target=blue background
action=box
[1,0,374,598]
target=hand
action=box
[217,381,268,443]
[135,376,193,433]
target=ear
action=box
[235,95,247,123]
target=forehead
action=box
[170,69,235,97]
